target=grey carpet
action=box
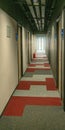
[24,72,33,77]
[34,70,52,75]
[0,106,65,130]
[24,70,53,77]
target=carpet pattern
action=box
[2,54,62,117]
[1,106,65,130]
[24,70,52,77]
[0,54,65,130]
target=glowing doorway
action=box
[36,37,46,57]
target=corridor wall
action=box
[46,10,64,99]
[32,35,36,57]
[28,32,31,63]
[46,22,62,90]
[46,33,50,61]
[50,25,57,79]
[31,34,34,59]
[29,33,32,62]
[22,27,29,74]
[18,26,22,80]
[0,9,18,115]
[61,10,64,101]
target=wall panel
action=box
[0,9,18,115]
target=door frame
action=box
[64,8,65,110]
[20,27,23,76]
[56,22,59,88]
[17,25,23,82]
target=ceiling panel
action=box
[42,23,44,26]
[34,19,36,23]
[34,19,39,28]
[34,18,37,24]
[42,24,44,29]
[41,0,46,4]
[25,0,46,32]
[42,6,45,17]
[33,0,39,6]
[26,0,31,5]
[35,6,40,17]
[37,24,39,30]
[29,6,36,18]
[42,19,44,23]
[1,0,64,33]
[39,21,41,27]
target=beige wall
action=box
[29,33,32,63]
[32,35,36,56]
[0,9,18,115]
[31,34,34,59]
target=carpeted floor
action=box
[0,106,65,130]
[0,54,65,130]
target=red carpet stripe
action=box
[46,78,57,90]
[16,81,46,90]
[3,96,62,116]
[3,56,62,117]
[16,78,57,91]
[26,68,35,72]
[44,63,50,67]
[29,64,36,67]
[29,63,50,67]
[26,68,50,72]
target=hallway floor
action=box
[0,55,65,130]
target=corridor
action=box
[0,54,65,130]
[0,0,65,129]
